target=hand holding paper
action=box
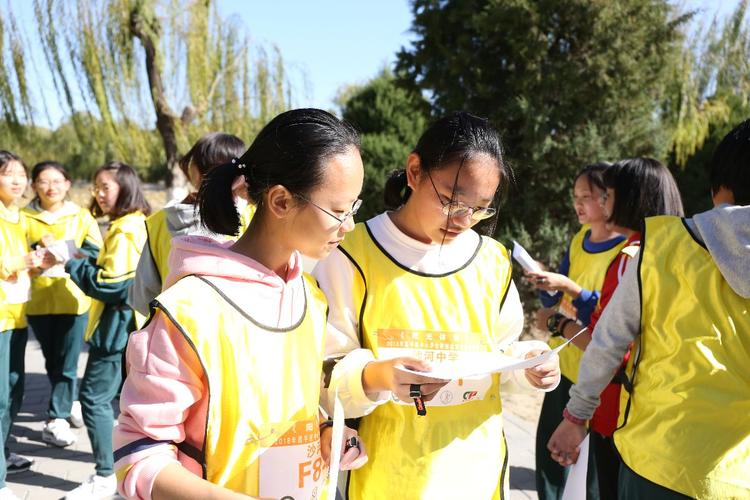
[395,327,584,380]
[512,241,555,296]
[523,348,561,390]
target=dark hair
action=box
[0,150,27,175]
[384,111,512,211]
[31,161,71,203]
[89,161,152,218]
[603,157,684,231]
[199,108,360,236]
[178,132,246,181]
[710,119,750,205]
[575,162,611,194]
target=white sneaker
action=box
[69,400,85,428]
[0,487,21,500]
[42,418,77,447]
[5,453,33,474]
[65,474,117,500]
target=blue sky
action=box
[217,1,414,110]
[6,0,740,127]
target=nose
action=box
[339,215,356,233]
[450,210,474,228]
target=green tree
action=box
[0,0,291,190]
[396,0,691,265]
[339,70,430,220]
[667,1,750,215]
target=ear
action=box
[265,184,297,219]
[187,162,201,190]
[405,153,422,191]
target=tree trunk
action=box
[128,4,189,200]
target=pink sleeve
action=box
[114,311,206,500]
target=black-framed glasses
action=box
[296,194,363,227]
[426,173,497,222]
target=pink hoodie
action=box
[114,236,306,499]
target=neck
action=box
[389,202,433,244]
[230,220,293,279]
[42,199,65,212]
[587,221,619,242]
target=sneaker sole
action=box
[6,465,32,474]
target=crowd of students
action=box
[0,108,747,500]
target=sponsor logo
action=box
[463,391,478,401]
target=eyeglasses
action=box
[297,194,363,227]
[35,179,67,188]
[427,173,497,222]
[89,185,113,196]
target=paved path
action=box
[7,333,539,499]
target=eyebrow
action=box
[436,183,494,204]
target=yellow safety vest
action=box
[0,205,30,331]
[550,226,625,383]
[146,203,256,285]
[615,216,750,499]
[23,203,103,315]
[153,272,328,498]
[339,223,514,500]
[85,212,147,340]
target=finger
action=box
[339,446,362,470]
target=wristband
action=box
[562,408,587,426]
[546,312,566,335]
[319,419,334,432]
[556,318,573,338]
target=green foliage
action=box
[396,0,690,267]
[666,1,750,214]
[0,0,292,183]
[340,70,430,220]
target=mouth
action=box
[327,239,343,246]
[441,228,462,238]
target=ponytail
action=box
[198,159,245,236]
[383,169,411,209]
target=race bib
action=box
[376,329,493,407]
[258,419,327,500]
[0,272,30,305]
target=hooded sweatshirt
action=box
[127,202,210,316]
[567,203,750,420]
[114,235,305,499]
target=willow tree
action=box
[666,0,750,167]
[0,0,290,191]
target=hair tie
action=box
[231,158,247,170]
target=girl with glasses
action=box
[23,161,103,449]
[313,111,561,499]
[57,161,151,499]
[114,109,367,500]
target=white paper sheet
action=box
[395,327,585,380]
[562,434,590,500]
[512,240,555,296]
[40,240,78,278]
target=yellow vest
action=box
[340,223,514,500]
[615,216,750,499]
[551,226,625,383]
[154,273,328,498]
[146,203,256,285]
[23,203,103,315]
[0,205,30,331]
[85,212,147,340]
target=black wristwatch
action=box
[546,312,567,337]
